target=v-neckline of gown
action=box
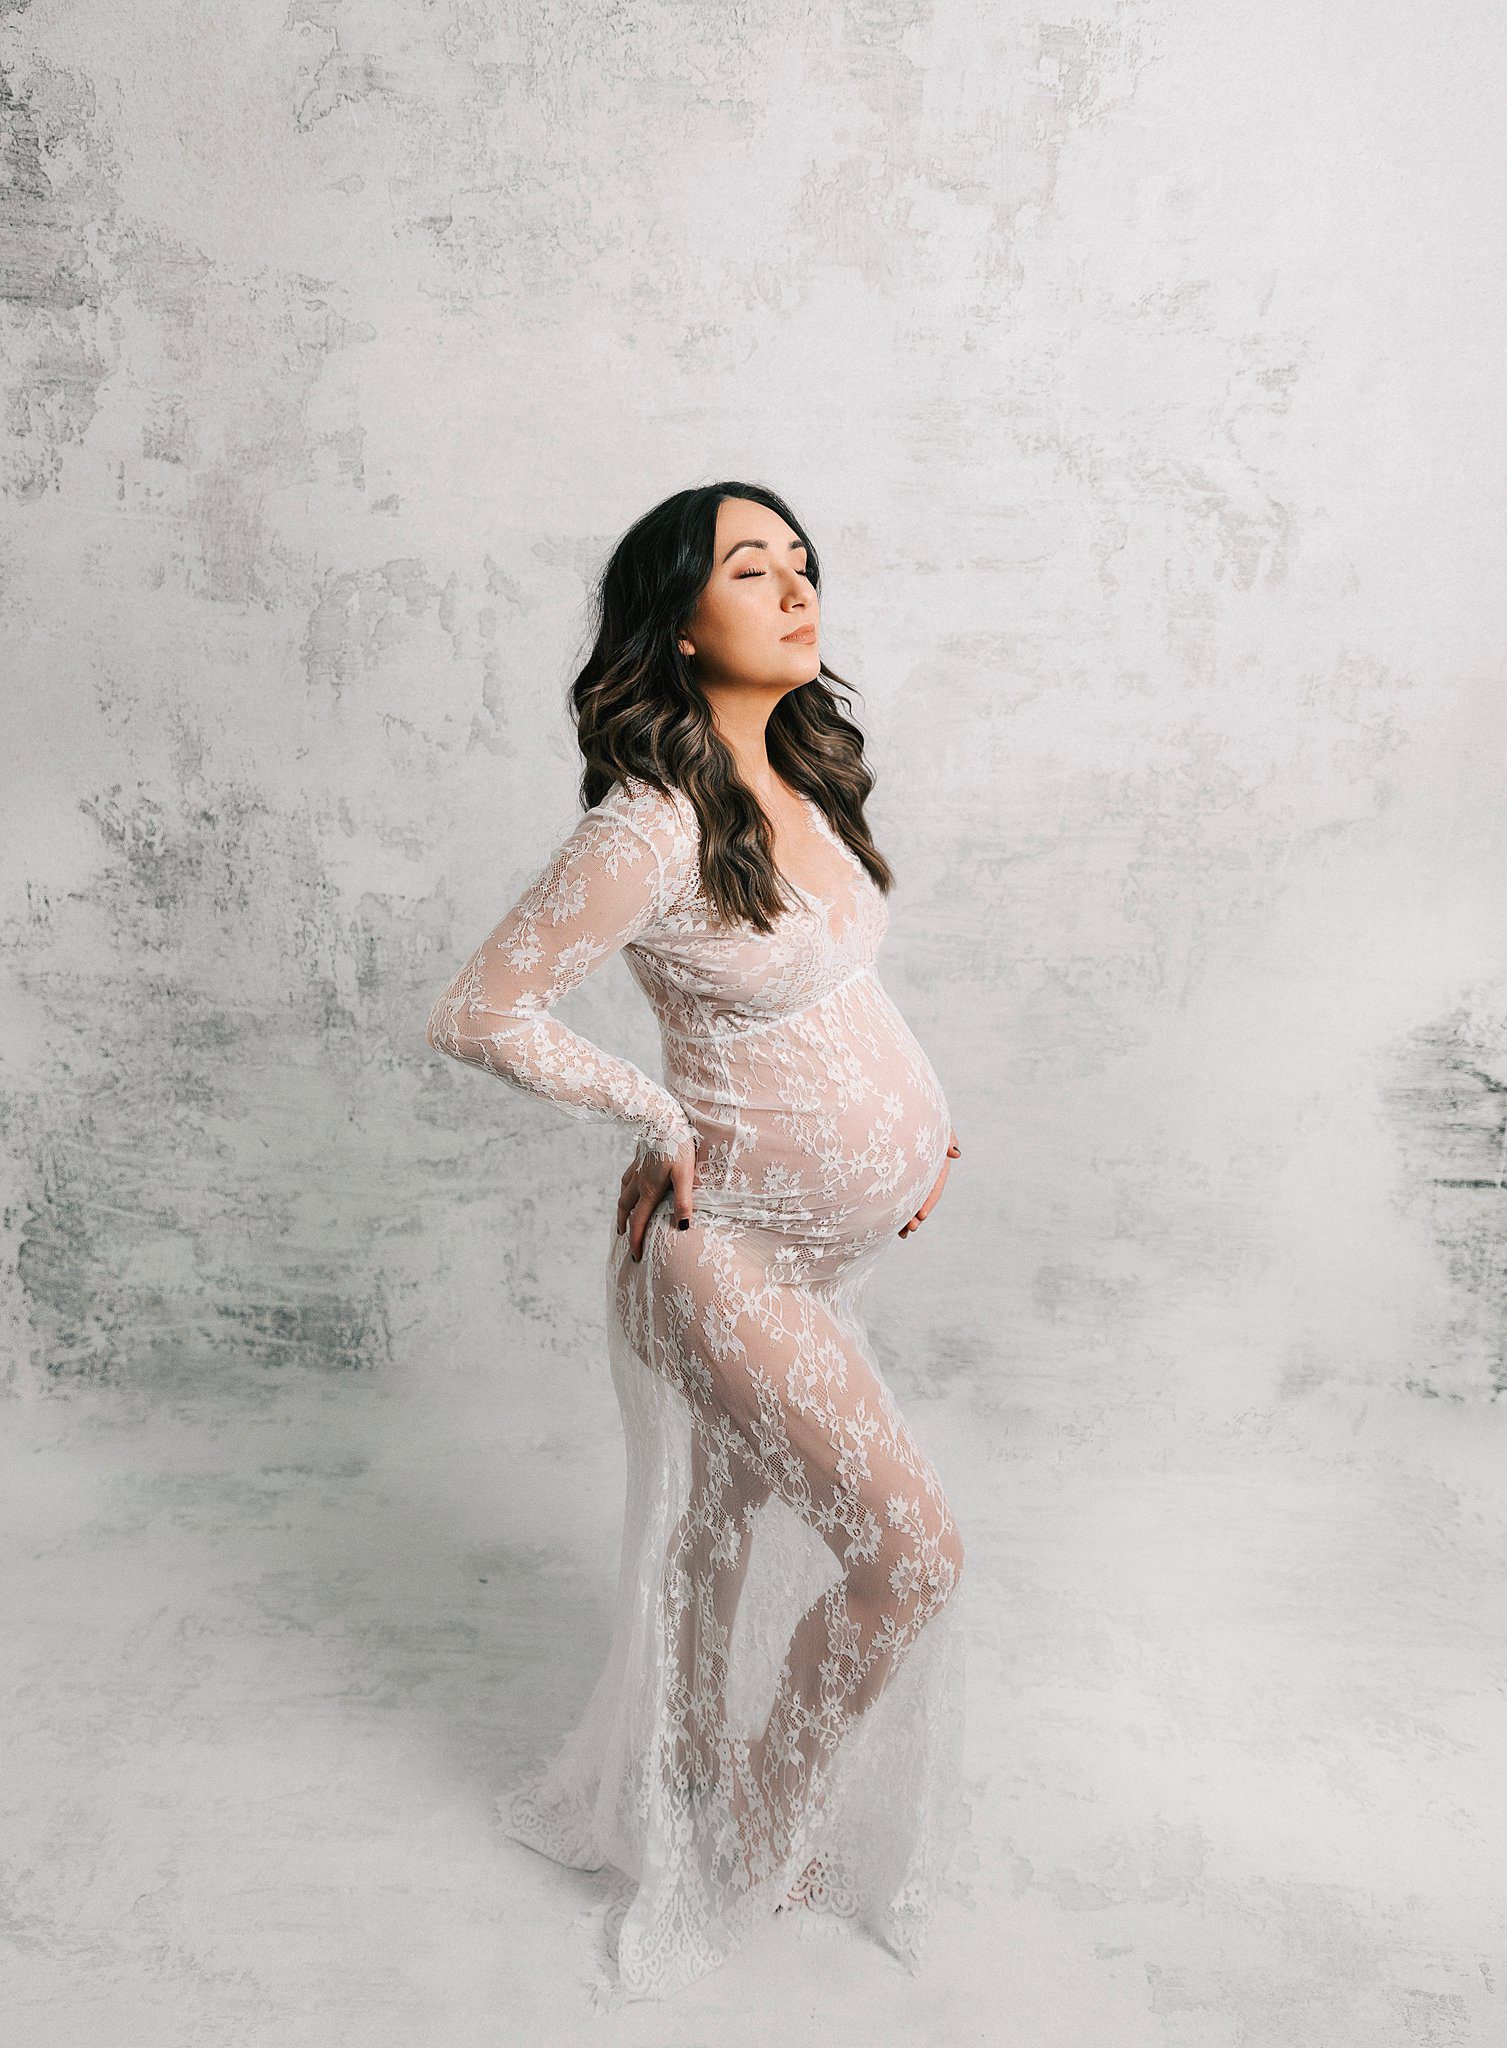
[774,792,861,930]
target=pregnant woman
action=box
[425,481,967,2003]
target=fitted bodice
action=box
[425,773,950,1221]
[619,781,888,1039]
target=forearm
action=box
[425,991,694,1164]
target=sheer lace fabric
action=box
[426,775,968,2002]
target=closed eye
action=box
[736,567,815,581]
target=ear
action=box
[677,637,695,657]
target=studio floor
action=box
[3,1341,1502,2048]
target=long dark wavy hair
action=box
[568,480,895,934]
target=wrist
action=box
[638,1104,694,1171]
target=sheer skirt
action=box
[498,1205,969,2006]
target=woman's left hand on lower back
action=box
[617,1134,699,1263]
[899,1128,960,1239]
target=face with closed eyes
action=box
[676,496,821,693]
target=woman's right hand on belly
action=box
[898,1127,961,1240]
[617,1134,698,1262]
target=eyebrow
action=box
[721,536,809,564]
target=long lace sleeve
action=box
[425,786,697,1167]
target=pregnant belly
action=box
[670,972,952,1246]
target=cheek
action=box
[707,588,760,642]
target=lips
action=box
[782,623,818,643]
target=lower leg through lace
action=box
[724,1742,829,1908]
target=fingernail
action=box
[678,1218,689,1231]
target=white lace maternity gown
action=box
[425,773,968,2003]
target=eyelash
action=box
[736,566,814,580]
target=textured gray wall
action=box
[3,2,1504,2041]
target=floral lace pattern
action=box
[426,775,968,2003]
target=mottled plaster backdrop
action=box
[2,0,1505,2038]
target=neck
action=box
[702,686,785,798]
